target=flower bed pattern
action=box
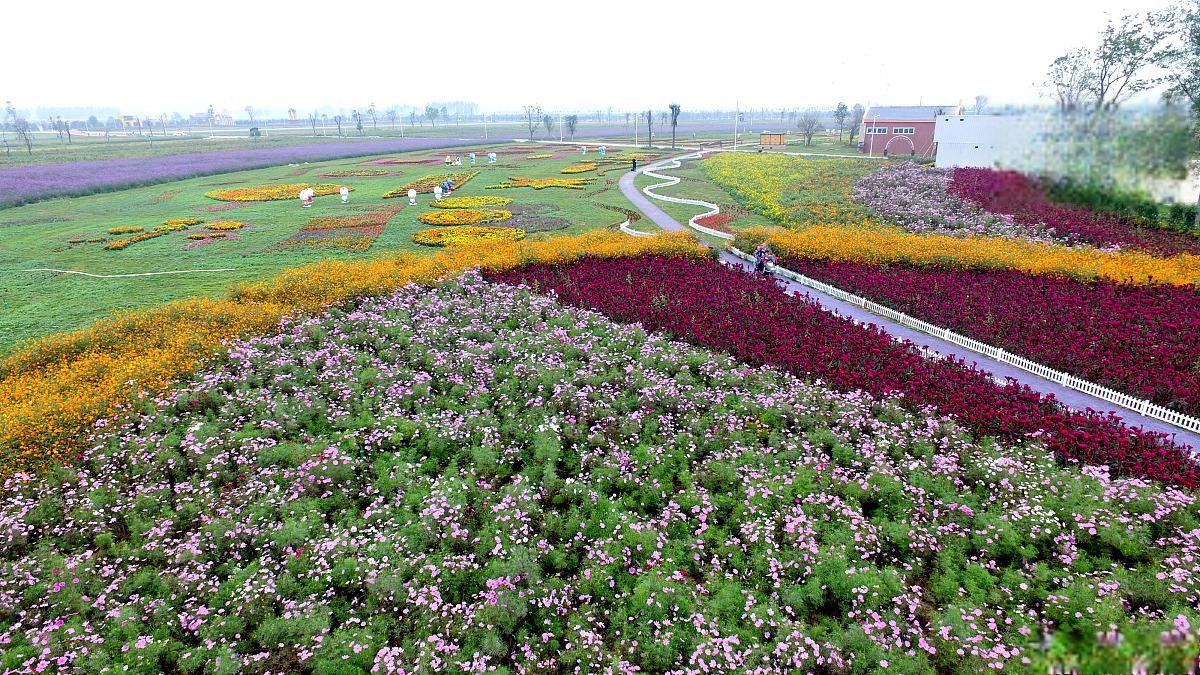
[561,163,598,174]
[693,212,737,233]
[383,172,478,197]
[490,255,1198,488]
[412,226,525,246]
[204,183,344,202]
[204,221,245,231]
[106,226,143,235]
[274,207,400,252]
[950,168,1200,256]
[733,226,1200,287]
[854,162,1062,242]
[431,195,513,209]
[778,258,1200,416]
[416,209,512,226]
[487,176,593,190]
[5,274,1200,671]
[103,221,196,250]
[525,153,556,159]
[315,168,395,177]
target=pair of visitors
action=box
[444,155,453,166]
[298,186,314,208]
[754,243,776,276]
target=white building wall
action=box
[934,115,1004,168]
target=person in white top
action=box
[339,186,349,203]
[299,186,314,208]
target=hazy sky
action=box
[2,0,1177,117]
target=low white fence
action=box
[640,154,735,241]
[728,246,1200,435]
[617,219,656,237]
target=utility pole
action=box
[733,100,738,151]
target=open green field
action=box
[0,120,734,167]
[0,143,659,349]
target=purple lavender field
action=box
[0,138,485,207]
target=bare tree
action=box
[973,95,989,114]
[308,111,319,135]
[624,112,631,128]
[542,114,557,139]
[332,114,344,136]
[668,103,681,148]
[832,102,849,141]
[797,110,821,146]
[1046,49,1096,113]
[644,109,653,147]
[522,105,543,139]
[352,110,364,135]
[385,107,399,129]
[565,114,578,139]
[368,102,377,130]
[425,105,439,127]
[244,105,254,124]
[409,111,418,127]
[13,118,33,155]
[847,104,864,145]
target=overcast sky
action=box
[2,0,1178,117]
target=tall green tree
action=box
[847,104,864,145]
[564,114,578,139]
[832,102,849,141]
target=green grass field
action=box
[0,143,660,349]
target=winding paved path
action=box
[618,155,1200,451]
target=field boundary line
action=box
[727,246,1200,435]
[24,268,235,278]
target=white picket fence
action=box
[617,219,656,237]
[728,246,1200,434]
[640,154,735,241]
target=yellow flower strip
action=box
[703,153,876,226]
[0,232,707,476]
[412,226,525,247]
[737,225,1200,286]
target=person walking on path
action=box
[754,243,776,276]
[631,158,638,173]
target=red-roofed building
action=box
[859,105,961,157]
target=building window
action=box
[892,127,915,135]
[866,127,888,134]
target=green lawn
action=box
[0,144,657,349]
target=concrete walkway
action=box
[618,156,1200,451]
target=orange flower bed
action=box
[107,226,144,235]
[487,176,593,190]
[204,184,344,201]
[186,234,208,240]
[561,163,598,174]
[205,221,245,231]
[416,209,512,226]
[164,218,204,227]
